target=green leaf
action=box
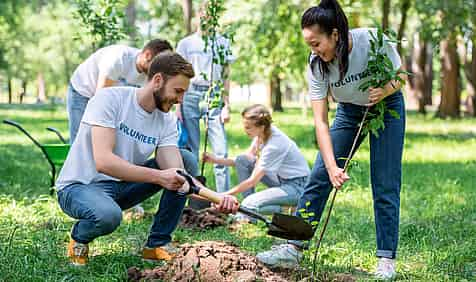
[388,109,400,119]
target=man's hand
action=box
[220,105,230,124]
[215,194,239,214]
[327,166,350,189]
[156,168,186,191]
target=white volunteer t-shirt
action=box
[255,126,310,179]
[70,45,147,98]
[308,28,402,106]
[56,87,178,189]
[176,32,235,86]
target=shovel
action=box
[177,170,314,241]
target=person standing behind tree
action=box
[176,2,235,193]
[67,39,173,144]
[257,0,406,279]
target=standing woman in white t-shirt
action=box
[203,104,310,217]
[257,0,406,279]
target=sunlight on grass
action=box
[0,105,475,281]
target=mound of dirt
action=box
[179,207,228,229]
[127,241,290,282]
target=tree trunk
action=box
[270,70,283,112]
[397,0,410,54]
[411,35,433,114]
[423,43,433,106]
[37,73,46,103]
[464,4,476,116]
[126,0,136,43]
[20,80,27,104]
[8,76,12,104]
[182,0,193,35]
[382,0,391,30]
[437,35,460,118]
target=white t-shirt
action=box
[255,126,310,179]
[307,28,402,106]
[70,45,147,98]
[176,32,235,86]
[56,87,178,190]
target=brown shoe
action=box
[67,239,89,266]
[142,244,179,262]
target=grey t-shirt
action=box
[256,126,310,179]
[56,87,178,190]
[307,28,402,106]
[70,45,147,98]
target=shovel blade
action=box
[267,213,314,241]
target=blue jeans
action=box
[57,156,195,247]
[66,83,89,144]
[181,89,230,192]
[235,154,308,214]
[292,92,406,259]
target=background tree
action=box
[227,0,311,111]
[415,0,472,118]
[182,0,193,35]
[382,0,391,30]
[74,0,128,50]
[126,0,138,43]
[463,0,476,116]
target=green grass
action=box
[0,103,475,281]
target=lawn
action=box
[0,103,475,281]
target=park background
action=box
[0,0,475,281]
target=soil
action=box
[127,241,290,282]
[179,207,228,229]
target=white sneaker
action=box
[256,244,302,269]
[374,257,396,280]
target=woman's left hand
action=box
[366,87,389,106]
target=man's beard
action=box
[153,86,175,112]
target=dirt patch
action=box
[331,274,356,282]
[179,207,228,229]
[127,241,290,282]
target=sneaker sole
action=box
[258,260,298,269]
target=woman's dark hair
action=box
[301,0,349,80]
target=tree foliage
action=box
[74,0,128,49]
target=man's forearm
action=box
[95,152,161,184]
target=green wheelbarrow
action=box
[3,119,70,194]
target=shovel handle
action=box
[198,188,269,224]
[176,170,223,204]
[196,187,223,204]
[237,206,269,223]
